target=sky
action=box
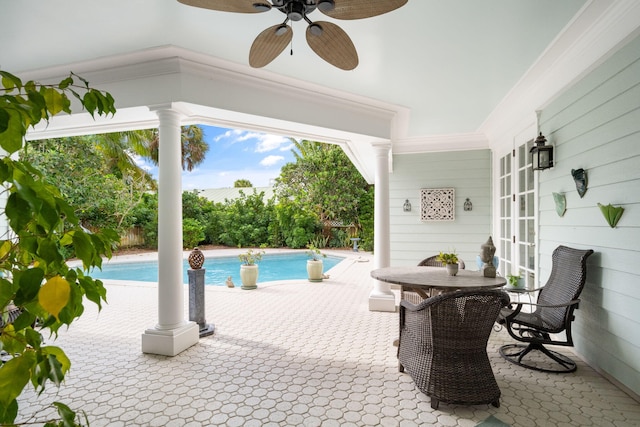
[141,125,297,190]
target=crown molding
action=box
[393,133,489,155]
[480,0,640,143]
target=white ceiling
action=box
[2,0,640,179]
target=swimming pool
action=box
[88,252,344,286]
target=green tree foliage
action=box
[132,125,209,172]
[182,191,214,248]
[218,190,275,247]
[233,179,252,188]
[137,193,159,248]
[272,200,321,248]
[182,190,213,225]
[182,218,205,249]
[0,70,119,425]
[21,136,153,233]
[356,186,375,251]
[275,139,373,244]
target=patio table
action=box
[371,266,506,299]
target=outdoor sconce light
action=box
[530,132,554,171]
[464,198,473,211]
[403,199,411,212]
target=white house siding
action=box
[537,34,640,396]
[388,149,492,268]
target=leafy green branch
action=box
[0,70,118,426]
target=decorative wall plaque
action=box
[420,188,455,221]
[553,192,566,217]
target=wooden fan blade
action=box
[177,0,270,13]
[249,24,293,68]
[306,22,358,70]
[321,0,408,20]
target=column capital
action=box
[148,103,191,121]
[371,141,392,151]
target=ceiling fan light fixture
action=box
[309,23,323,36]
[252,2,272,12]
[286,1,305,21]
[275,24,289,36]
[317,0,335,13]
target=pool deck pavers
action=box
[17,248,640,426]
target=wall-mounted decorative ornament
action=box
[553,192,566,217]
[598,203,624,228]
[403,199,412,212]
[420,188,455,221]
[463,198,473,211]
[571,168,588,198]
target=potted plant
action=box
[436,251,459,276]
[507,273,524,289]
[306,244,327,282]
[238,248,265,290]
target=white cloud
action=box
[260,155,284,167]
[215,129,290,153]
[255,134,290,153]
[213,129,242,142]
[280,142,295,151]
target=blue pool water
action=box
[88,252,344,286]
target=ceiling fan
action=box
[177,0,408,70]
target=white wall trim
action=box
[480,0,640,143]
[393,132,489,154]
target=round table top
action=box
[371,266,506,290]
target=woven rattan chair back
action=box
[536,246,594,332]
[398,289,510,409]
[417,255,466,269]
[499,245,594,373]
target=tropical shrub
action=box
[273,201,320,249]
[218,190,274,247]
[183,218,205,249]
[357,186,375,251]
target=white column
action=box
[142,107,199,356]
[369,142,395,312]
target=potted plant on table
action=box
[436,251,459,276]
[306,244,327,282]
[507,273,524,289]
[238,248,265,290]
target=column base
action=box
[368,293,397,312]
[199,323,215,338]
[141,321,199,356]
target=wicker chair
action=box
[0,303,21,329]
[398,289,510,410]
[417,255,466,269]
[400,255,468,303]
[497,245,594,373]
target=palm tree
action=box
[147,125,209,171]
[95,124,209,185]
[95,130,156,188]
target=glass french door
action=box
[498,140,536,288]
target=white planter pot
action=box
[510,278,525,289]
[240,264,259,290]
[307,260,324,282]
[446,263,459,276]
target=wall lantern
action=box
[403,199,412,212]
[463,198,473,211]
[530,132,554,171]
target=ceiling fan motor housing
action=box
[178,0,408,70]
[272,0,330,21]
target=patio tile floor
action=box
[17,250,640,426]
